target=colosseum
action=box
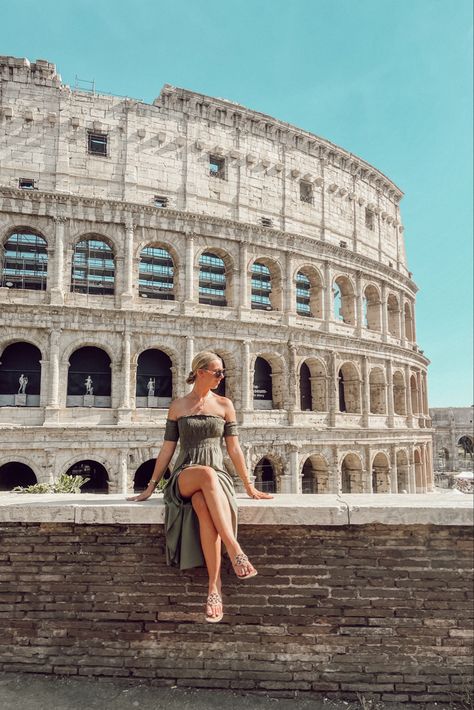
[0,56,433,495]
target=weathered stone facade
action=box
[430,407,474,472]
[0,56,433,494]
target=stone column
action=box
[362,356,370,427]
[287,340,297,425]
[408,445,416,493]
[121,217,134,308]
[185,335,194,384]
[285,251,294,316]
[119,450,129,495]
[400,293,407,347]
[328,351,337,427]
[50,216,67,305]
[288,445,301,493]
[381,282,388,343]
[386,359,394,428]
[118,331,132,423]
[323,261,332,330]
[404,364,413,427]
[239,240,249,313]
[185,233,195,302]
[329,445,339,493]
[390,445,398,493]
[44,328,62,424]
[416,370,423,421]
[241,340,252,411]
[355,270,363,337]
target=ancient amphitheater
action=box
[0,56,433,495]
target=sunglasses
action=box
[203,369,225,377]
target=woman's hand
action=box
[245,483,273,500]
[127,487,154,502]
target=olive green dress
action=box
[162,414,238,570]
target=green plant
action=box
[13,473,90,494]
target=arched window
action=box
[387,294,400,338]
[254,457,276,493]
[253,357,273,409]
[139,245,174,300]
[136,349,172,408]
[1,231,48,291]
[369,368,386,414]
[372,452,390,493]
[338,363,360,413]
[67,347,111,407]
[299,362,312,411]
[457,436,474,461]
[301,455,328,493]
[65,460,109,493]
[0,342,42,407]
[0,462,37,491]
[341,453,363,493]
[363,285,381,331]
[199,252,227,306]
[295,267,323,318]
[71,238,115,295]
[393,371,406,415]
[333,276,355,324]
[251,261,272,310]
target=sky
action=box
[1,0,472,407]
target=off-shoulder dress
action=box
[162,414,238,570]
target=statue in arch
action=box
[18,374,28,394]
[84,376,94,396]
[147,378,155,396]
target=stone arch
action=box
[1,226,48,291]
[201,347,237,402]
[301,453,329,493]
[252,352,285,410]
[393,370,406,415]
[410,374,419,414]
[66,346,111,407]
[0,460,38,490]
[135,348,173,408]
[340,452,363,493]
[338,361,361,413]
[133,459,171,491]
[61,337,116,366]
[369,366,386,414]
[61,454,111,493]
[396,449,409,492]
[299,357,327,412]
[387,293,401,338]
[138,242,176,301]
[404,301,414,342]
[250,256,283,311]
[363,284,381,331]
[253,456,278,493]
[70,233,116,296]
[294,264,323,318]
[196,245,235,307]
[0,341,42,407]
[64,459,110,493]
[371,451,391,493]
[457,435,474,461]
[333,274,356,325]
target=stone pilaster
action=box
[50,216,67,305]
[120,216,134,308]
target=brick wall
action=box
[0,521,472,703]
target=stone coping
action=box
[0,493,471,526]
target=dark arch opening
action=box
[338,370,346,412]
[253,357,272,403]
[299,362,312,411]
[134,459,170,492]
[0,462,37,491]
[0,342,42,406]
[67,347,111,405]
[136,349,172,405]
[254,457,276,493]
[65,460,109,493]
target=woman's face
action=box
[199,358,224,386]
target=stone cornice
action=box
[0,187,418,294]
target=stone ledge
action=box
[0,493,471,526]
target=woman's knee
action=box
[198,466,217,488]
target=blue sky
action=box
[1,0,472,407]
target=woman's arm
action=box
[127,440,177,501]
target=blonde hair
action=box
[186,350,222,384]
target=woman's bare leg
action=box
[179,466,255,577]
[192,492,222,620]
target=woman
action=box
[128,350,273,623]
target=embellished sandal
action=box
[205,592,223,623]
[232,552,258,580]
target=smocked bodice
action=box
[164,414,238,474]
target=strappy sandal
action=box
[232,552,258,580]
[205,592,223,623]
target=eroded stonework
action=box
[0,56,433,494]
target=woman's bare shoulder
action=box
[216,395,236,421]
[167,397,187,420]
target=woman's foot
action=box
[231,552,258,580]
[205,590,223,623]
